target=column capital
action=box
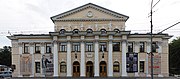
[18,42,23,47]
[121,40,127,43]
[52,40,58,44]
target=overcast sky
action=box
[0,0,180,48]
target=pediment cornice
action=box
[51,3,129,22]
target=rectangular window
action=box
[126,53,138,73]
[46,43,51,53]
[152,42,157,52]
[139,42,145,52]
[139,61,144,72]
[24,43,29,53]
[99,42,107,52]
[35,62,40,73]
[86,42,93,52]
[72,43,80,52]
[35,44,41,53]
[59,43,67,52]
[113,42,120,51]
[128,42,133,52]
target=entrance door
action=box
[86,61,93,77]
[100,61,107,77]
[73,61,80,77]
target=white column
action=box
[94,41,99,77]
[18,43,23,77]
[108,41,113,77]
[135,42,139,76]
[40,43,45,77]
[80,41,85,77]
[146,42,150,77]
[121,40,127,76]
[30,43,34,77]
[67,41,72,77]
[53,40,59,77]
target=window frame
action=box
[72,42,80,52]
[59,42,67,52]
[46,43,51,53]
[24,43,29,54]
[139,42,145,52]
[128,42,133,52]
[139,61,145,72]
[113,42,120,52]
[85,42,93,52]
[99,42,107,52]
[113,61,120,72]
[35,43,41,53]
[60,62,66,73]
[35,62,40,73]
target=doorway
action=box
[73,61,80,77]
[100,61,107,77]
[86,61,93,77]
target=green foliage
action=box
[169,37,180,75]
[0,46,11,66]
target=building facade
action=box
[8,3,171,77]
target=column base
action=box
[147,74,151,77]
[121,73,127,77]
[135,72,139,77]
[80,75,86,77]
[18,75,23,77]
[53,75,59,77]
[94,74,99,77]
[67,75,72,77]
[158,74,164,77]
[30,74,34,77]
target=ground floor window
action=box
[139,61,144,72]
[35,62,40,73]
[126,53,138,72]
[60,62,66,73]
[113,61,120,72]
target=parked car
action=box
[0,71,12,78]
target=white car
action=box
[0,71,12,78]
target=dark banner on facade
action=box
[148,55,161,74]
[20,55,32,75]
[42,54,53,76]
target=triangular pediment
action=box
[51,3,129,22]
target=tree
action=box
[169,37,180,75]
[0,46,11,66]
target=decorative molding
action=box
[40,42,45,46]
[29,42,34,46]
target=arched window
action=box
[113,61,119,72]
[73,29,79,34]
[60,62,66,73]
[60,29,66,34]
[114,29,120,33]
[100,29,106,34]
[86,29,93,34]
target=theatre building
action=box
[7,3,171,77]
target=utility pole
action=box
[150,0,153,79]
[150,0,160,79]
